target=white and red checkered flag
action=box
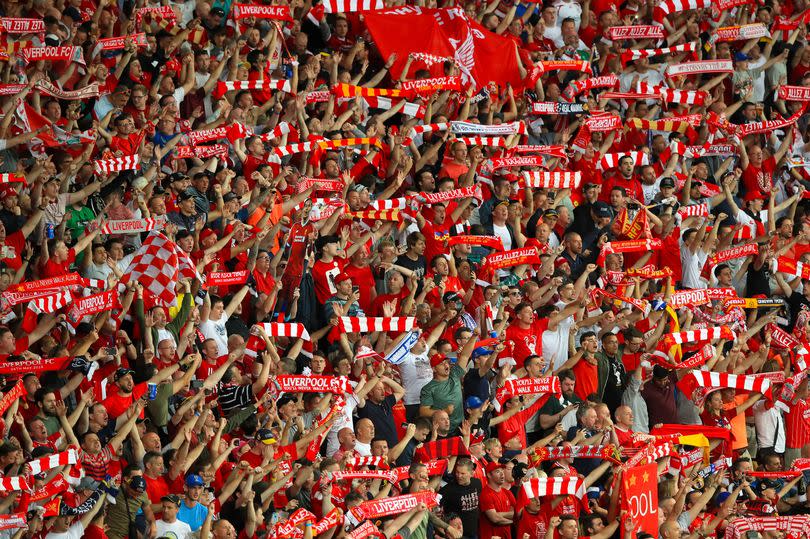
[26,449,78,475]
[339,317,416,333]
[521,477,586,502]
[665,325,735,345]
[522,171,581,189]
[120,232,193,306]
[94,154,140,175]
[322,0,384,13]
[597,151,649,171]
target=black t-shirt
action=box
[787,291,810,329]
[601,354,626,413]
[439,478,482,537]
[357,394,400,448]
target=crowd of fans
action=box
[2,0,810,537]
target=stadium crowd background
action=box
[0,0,809,537]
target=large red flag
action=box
[364,7,522,91]
[622,462,658,535]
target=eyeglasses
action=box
[132,94,146,99]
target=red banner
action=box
[66,290,119,325]
[490,155,545,169]
[483,247,542,269]
[622,462,658,535]
[207,270,249,286]
[233,3,293,20]
[607,25,664,39]
[446,235,504,251]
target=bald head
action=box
[355,419,375,442]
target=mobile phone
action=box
[434,274,443,285]
[104,347,116,355]
[191,380,204,390]
[352,285,359,294]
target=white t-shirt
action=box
[156,519,194,539]
[354,440,372,456]
[45,523,84,539]
[326,391,360,456]
[200,314,230,355]
[641,180,661,205]
[679,244,708,289]
[492,223,512,251]
[399,352,433,405]
[543,308,574,371]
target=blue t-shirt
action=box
[178,500,209,531]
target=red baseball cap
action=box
[429,353,448,368]
[485,461,504,475]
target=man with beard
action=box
[106,468,156,539]
[479,461,516,539]
[439,459,482,539]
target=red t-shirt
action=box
[573,359,599,401]
[479,485,517,539]
[0,230,26,270]
[285,222,314,278]
[505,318,550,364]
[102,382,147,419]
[312,258,345,304]
[40,248,76,278]
[343,263,375,313]
[144,473,170,516]
[742,156,777,196]
[517,509,548,539]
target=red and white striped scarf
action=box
[521,477,586,501]
[28,289,72,314]
[454,136,507,148]
[681,370,771,395]
[724,516,810,539]
[513,145,567,158]
[0,476,28,492]
[660,88,707,105]
[678,203,709,218]
[258,323,311,340]
[653,0,711,22]
[716,23,770,42]
[522,170,581,189]
[348,491,439,524]
[451,120,526,136]
[364,95,424,118]
[322,0,384,13]
[530,445,621,465]
[665,325,734,345]
[410,122,450,136]
[26,449,77,475]
[345,209,401,221]
[563,74,618,99]
[214,79,291,97]
[94,155,140,175]
[273,141,315,157]
[621,42,697,65]
[369,198,409,210]
[339,317,415,333]
[258,122,296,142]
[597,151,648,171]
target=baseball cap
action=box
[744,189,767,202]
[0,187,17,200]
[177,189,195,201]
[430,353,448,368]
[161,494,181,506]
[129,476,147,491]
[199,228,217,242]
[485,461,504,474]
[734,52,750,62]
[593,201,612,219]
[256,428,277,445]
[465,396,484,409]
[222,192,239,203]
[113,368,134,381]
[185,474,205,487]
[349,184,368,193]
[167,172,187,184]
[652,365,670,379]
[660,177,676,189]
[543,208,559,218]
[333,273,351,285]
[210,7,226,16]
